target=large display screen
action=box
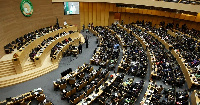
[64,2,79,15]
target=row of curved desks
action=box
[117,24,152,78]
[35,32,80,67]
[51,36,82,64]
[12,25,77,73]
[133,24,198,89]
[77,73,119,105]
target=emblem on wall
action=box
[20,0,33,17]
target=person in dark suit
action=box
[85,38,88,48]
[82,24,85,32]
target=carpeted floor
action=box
[0,30,190,105]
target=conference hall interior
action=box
[0,0,200,105]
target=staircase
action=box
[0,60,16,78]
[23,62,36,72]
[0,62,59,88]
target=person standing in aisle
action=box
[85,35,89,48]
[82,24,85,32]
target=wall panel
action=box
[80,2,85,28]
[100,3,105,26]
[121,7,126,12]
[118,7,122,12]
[96,3,101,26]
[195,13,200,22]
[109,12,114,26]
[88,3,93,24]
[179,14,186,20]
[109,3,114,12]
[105,3,110,26]
[169,12,176,18]
[84,2,89,27]
[92,3,97,26]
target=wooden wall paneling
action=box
[118,7,122,12]
[195,13,200,22]
[129,8,134,14]
[121,7,126,12]
[179,14,186,20]
[129,13,134,23]
[100,3,105,26]
[88,3,93,24]
[146,10,152,15]
[121,13,126,23]
[156,16,163,25]
[179,21,185,28]
[189,16,196,22]
[159,11,166,17]
[80,2,84,29]
[113,4,118,12]
[152,15,158,25]
[174,13,181,19]
[184,15,191,21]
[92,3,97,26]
[96,3,101,26]
[142,9,148,14]
[169,12,176,18]
[125,13,130,24]
[138,9,143,14]
[149,15,153,22]
[155,10,160,16]
[109,3,114,12]
[104,3,110,26]
[165,17,172,24]
[164,11,170,17]
[132,13,138,23]
[84,2,89,27]
[186,21,192,29]
[128,13,131,24]
[109,12,114,25]
[143,15,148,22]
[125,8,131,13]
[133,8,139,14]
[138,14,143,21]
[195,23,200,30]
[151,10,156,16]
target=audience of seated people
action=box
[54,64,112,104]
[131,20,200,86]
[91,26,120,68]
[50,36,79,60]
[110,24,148,78]
[124,23,186,87]
[141,81,189,105]
[29,31,70,61]
[5,25,61,54]
[98,76,144,105]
